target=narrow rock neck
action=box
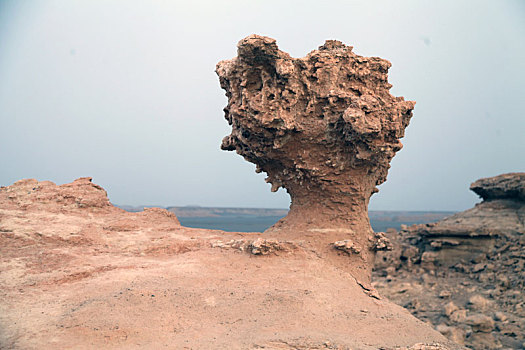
[276,178,375,230]
[265,186,377,284]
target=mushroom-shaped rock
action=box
[216,35,415,283]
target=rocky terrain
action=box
[374,173,525,349]
[0,177,458,349]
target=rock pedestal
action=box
[217,35,414,282]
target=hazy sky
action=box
[1,0,524,211]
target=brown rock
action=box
[468,332,501,349]
[401,245,419,260]
[466,314,495,333]
[470,173,525,202]
[435,324,466,345]
[449,309,467,323]
[394,173,525,270]
[249,238,293,255]
[401,344,452,350]
[417,176,523,239]
[333,239,361,254]
[472,263,486,273]
[493,311,507,322]
[421,252,439,269]
[1,177,112,211]
[438,290,452,299]
[444,302,459,317]
[467,294,491,311]
[216,34,414,284]
[372,231,394,251]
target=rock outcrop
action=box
[1,177,113,211]
[373,173,525,349]
[470,172,525,202]
[0,178,458,349]
[217,35,414,282]
[399,173,525,266]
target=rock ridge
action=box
[470,172,525,202]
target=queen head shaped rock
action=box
[216,35,415,282]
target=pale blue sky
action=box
[1,0,524,210]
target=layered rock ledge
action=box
[374,173,525,348]
[399,173,525,266]
[470,172,525,202]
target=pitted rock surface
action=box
[217,35,414,282]
[1,177,112,211]
[217,34,414,215]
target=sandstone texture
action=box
[374,173,525,349]
[0,178,458,349]
[216,35,414,283]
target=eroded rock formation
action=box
[217,35,414,281]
